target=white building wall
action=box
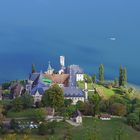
[76,74,84,81]
[76,116,82,124]
[32,91,42,103]
[65,97,85,105]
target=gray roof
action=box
[63,87,84,97]
[29,73,40,81]
[31,82,49,95]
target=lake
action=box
[0,0,140,85]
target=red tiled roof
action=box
[100,114,111,118]
[43,74,69,85]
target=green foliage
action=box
[63,126,72,140]
[114,78,119,87]
[10,119,18,130]
[12,97,23,112]
[21,94,34,109]
[84,119,101,140]
[7,108,46,120]
[119,66,127,87]
[89,93,101,116]
[127,113,139,127]
[65,105,76,118]
[12,94,34,112]
[114,125,128,140]
[38,123,48,135]
[42,84,64,110]
[110,103,126,116]
[76,100,85,111]
[38,121,57,135]
[64,99,73,107]
[47,121,57,134]
[3,134,17,140]
[92,74,96,83]
[84,74,92,83]
[99,64,104,83]
[32,64,36,73]
[2,82,11,90]
[32,108,46,121]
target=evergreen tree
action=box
[92,74,96,83]
[99,64,104,83]
[119,65,123,86]
[119,66,127,87]
[123,67,127,84]
[32,64,36,73]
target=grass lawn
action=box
[77,81,122,99]
[72,117,140,140]
[1,118,140,140]
[77,81,94,90]
[6,108,46,118]
[95,84,122,99]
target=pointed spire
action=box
[48,61,52,71]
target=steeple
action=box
[46,61,54,74]
[48,61,52,71]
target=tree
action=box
[89,92,101,116]
[119,66,127,87]
[10,119,18,130]
[111,103,126,116]
[84,74,92,83]
[123,67,127,84]
[64,99,73,107]
[42,84,64,110]
[32,108,46,121]
[12,97,23,112]
[99,64,104,83]
[92,74,96,83]
[119,65,123,87]
[32,64,36,73]
[65,105,76,118]
[21,94,34,109]
[76,100,85,111]
[134,108,140,123]
[127,113,139,127]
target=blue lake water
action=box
[0,0,140,85]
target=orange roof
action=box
[43,74,69,84]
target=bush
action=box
[127,113,139,127]
[10,119,18,130]
[0,123,8,134]
[111,103,126,116]
[38,123,47,135]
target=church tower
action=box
[46,61,54,75]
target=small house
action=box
[71,110,82,124]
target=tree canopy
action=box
[42,84,64,110]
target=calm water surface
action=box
[0,0,140,85]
